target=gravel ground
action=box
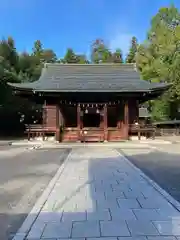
[0,146,70,240]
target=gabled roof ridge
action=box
[44,63,136,67]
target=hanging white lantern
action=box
[96,109,100,114]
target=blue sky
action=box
[0,0,179,59]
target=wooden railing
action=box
[155,128,180,136]
[25,124,56,140]
[129,124,156,140]
[25,124,159,142]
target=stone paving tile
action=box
[57,239,85,240]
[147,237,177,240]
[27,239,57,240]
[137,197,168,209]
[94,185,114,194]
[41,200,56,212]
[61,211,87,222]
[76,199,94,211]
[124,189,145,198]
[26,221,46,239]
[117,199,141,209]
[110,207,137,220]
[96,198,119,209]
[12,233,26,240]
[88,238,118,240]
[100,220,131,237]
[53,197,78,212]
[104,190,125,200]
[127,220,160,236]
[90,192,107,202]
[153,220,180,236]
[118,237,147,240]
[87,208,111,221]
[133,209,167,221]
[140,186,161,198]
[42,222,72,238]
[111,183,131,192]
[36,211,63,223]
[71,221,100,238]
[21,148,180,240]
[156,208,180,221]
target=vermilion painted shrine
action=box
[8,63,170,142]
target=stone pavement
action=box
[16,147,180,239]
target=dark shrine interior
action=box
[60,104,124,128]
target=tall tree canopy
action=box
[126,37,138,63]
[91,39,112,63]
[91,39,123,63]
[136,5,180,120]
[112,49,123,63]
[63,48,89,64]
[32,40,57,64]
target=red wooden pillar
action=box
[104,103,108,141]
[77,103,81,141]
[42,100,46,123]
[124,100,129,140]
[55,105,60,142]
[136,100,139,122]
[42,100,47,141]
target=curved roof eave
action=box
[7,82,33,91]
[7,82,171,93]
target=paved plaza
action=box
[14,147,180,240]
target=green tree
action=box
[91,39,112,63]
[32,40,57,64]
[126,37,138,63]
[150,4,180,34]
[32,40,43,58]
[64,48,79,63]
[112,48,123,63]
[136,5,180,120]
[76,54,89,64]
[41,49,57,63]
[18,52,42,82]
[0,37,60,136]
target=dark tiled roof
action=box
[8,63,170,92]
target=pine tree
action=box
[32,40,43,58]
[64,48,78,63]
[112,49,123,63]
[126,37,138,63]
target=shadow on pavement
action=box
[2,148,180,239]
[118,147,180,202]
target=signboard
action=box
[139,107,150,118]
